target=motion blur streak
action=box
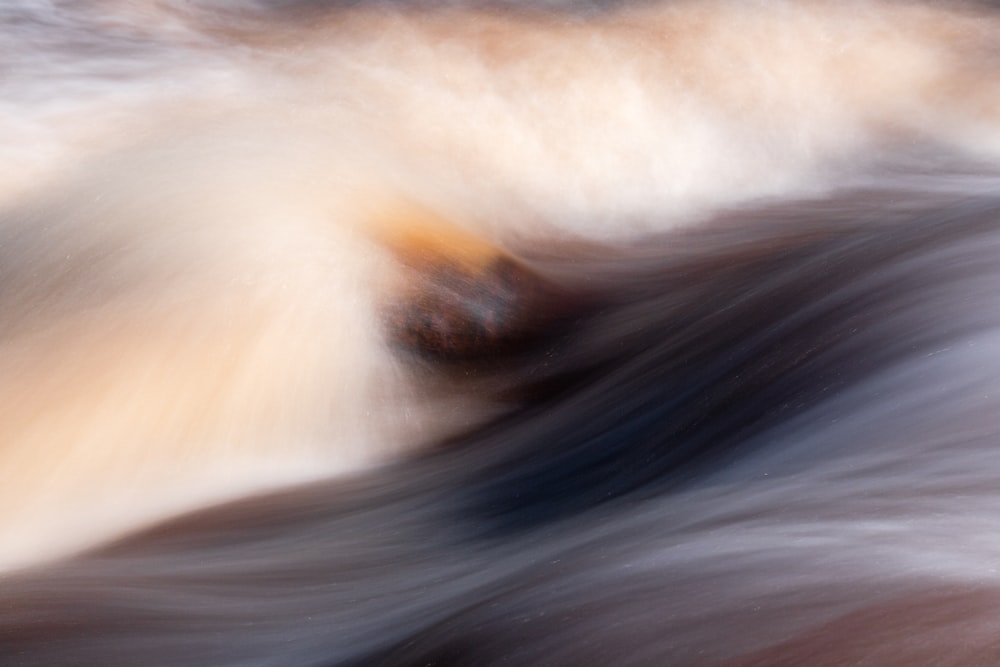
[7,180,1000,665]
[2,1,1000,665]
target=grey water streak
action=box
[2,2,185,93]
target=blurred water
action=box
[0,0,999,585]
